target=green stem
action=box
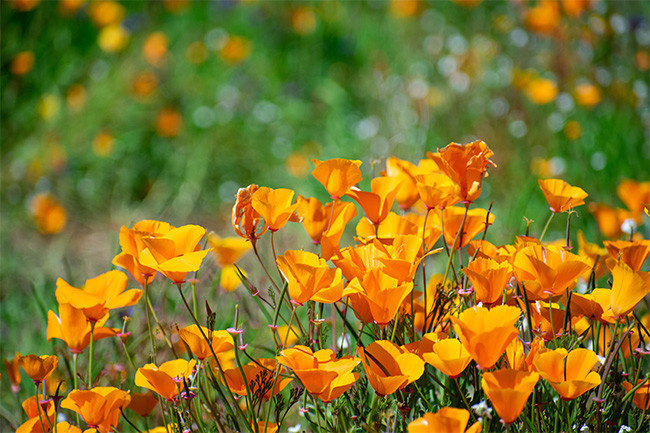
[441,203,470,291]
[88,321,96,387]
[191,281,199,320]
[35,383,48,433]
[539,211,555,242]
[143,279,156,361]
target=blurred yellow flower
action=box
[88,0,125,27]
[66,84,87,111]
[574,83,601,108]
[186,41,209,64]
[564,120,581,140]
[390,0,421,18]
[143,32,168,67]
[98,24,130,53]
[38,94,60,120]
[524,78,558,105]
[93,131,115,157]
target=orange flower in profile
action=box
[358,340,424,396]
[538,179,588,213]
[534,348,600,400]
[617,179,650,213]
[312,158,362,199]
[295,196,357,248]
[207,233,252,292]
[61,387,131,433]
[30,193,66,235]
[276,250,348,305]
[416,172,462,210]
[347,268,413,326]
[127,391,158,417]
[18,354,58,384]
[524,77,558,105]
[47,303,119,354]
[55,270,141,322]
[16,396,55,433]
[143,32,168,67]
[155,107,183,138]
[320,201,357,260]
[251,187,299,232]
[462,258,513,304]
[451,305,520,369]
[622,380,650,410]
[346,177,402,226]
[135,359,196,401]
[481,369,539,424]
[422,339,472,379]
[385,157,420,210]
[277,346,360,402]
[408,407,481,433]
[588,203,636,239]
[4,352,21,392]
[604,239,650,271]
[232,184,268,244]
[525,0,561,35]
[11,51,35,76]
[442,207,495,250]
[177,325,234,360]
[138,224,210,284]
[222,359,291,399]
[570,288,615,324]
[610,262,650,319]
[427,140,496,203]
[219,35,252,65]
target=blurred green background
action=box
[1,0,648,373]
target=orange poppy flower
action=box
[346,176,402,226]
[524,77,558,105]
[312,158,362,199]
[442,207,495,250]
[222,359,291,399]
[577,230,608,279]
[135,359,196,401]
[534,348,601,400]
[595,325,640,358]
[588,203,637,239]
[481,369,540,424]
[61,387,131,433]
[127,391,158,417]
[610,262,650,319]
[570,288,615,324]
[524,0,561,35]
[232,184,268,244]
[526,300,573,341]
[622,380,650,410]
[251,187,299,232]
[55,271,141,323]
[466,240,511,263]
[219,35,251,65]
[538,179,588,213]
[427,140,496,203]
[403,332,447,358]
[138,224,210,284]
[154,107,182,138]
[617,179,650,213]
[295,196,330,242]
[30,193,67,235]
[143,32,168,67]
[357,340,425,396]
[277,345,360,402]
[513,244,591,300]
[112,220,174,286]
[415,172,462,210]
[451,305,520,369]
[16,396,55,433]
[407,407,481,433]
[604,239,650,271]
[346,269,413,326]
[253,421,278,433]
[422,338,472,379]
[18,354,58,384]
[319,201,357,260]
[404,212,443,250]
[47,303,119,354]
[177,325,234,360]
[385,157,420,210]
[4,352,21,392]
[208,233,252,292]
[462,258,513,304]
[276,250,348,305]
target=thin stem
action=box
[454,377,477,423]
[191,281,199,320]
[539,211,555,242]
[422,208,431,333]
[35,383,47,433]
[441,203,470,289]
[143,279,156,361]
[88,321,96,387]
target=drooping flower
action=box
[312,158,362,199]
[18,354,58,384]
[61,387,131,433]
[481,369,539,424]
[47,303,119,354]
[346,176,402,226]
[232,184,267,244]
[534,348,601,400]
[462,258,513,304]
[421,338,472,379]
[135,359,196,401]
[251,187,299,232]
[177,325,234,360]
[538,179,588,213]
[408,407,482,433]
[357,340,425,396]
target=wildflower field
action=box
[1,1,649,432]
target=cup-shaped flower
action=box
[347,269,413,326]
[570,289,615,324]
[610,262,650,319]
[385,157,420,210]
[18,354,58,384]
[534,348,601,400]
[622,380,650,410]
[312,158,362,199]
[442,207,495,250]
[277,346,360,403]
[177,325,234,360]
[408,407,481,433]
[451,305,520,369]
[4,352,21,392]
[138,224,210,284]
[55,270,141,322]
[222,359,291,399]
[112,220,174,286]
[127,391,158,417]
[232,184,268,243]
[538,179,588,213]
[60,387,131,433]
[295,197,357,256]
[462,258,513,304]
[481,368,539,424]
[357,340,424,396]
[422,339,472,379]
[416,172,461,210]
[276,250,348,305]
[16,396,55,433]
[135,359,196,401]
[346,177,402,226]
[47,303,119,354]
[251,187,299,232]
[604,240,650,272]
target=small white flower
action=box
[288,424,302,433]
[472,400,492,419]
[618,425,632,433]
[621,219,637,235]
[579,424,590,432]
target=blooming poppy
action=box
[347,269,413,326]
[16,396,55,433]
[442,207,495,250]
[538,179,588,213]
[253,421,278,433]
[408,407,481,433]
[232,184,268,244]
[312,158,362,199]
[30,193,66,235]
[138,224,210,284]
[462,258,513,304]
[416,172,462,210]
[610,262,650,319]
[481,369,540,424]
[570,288,615,324]
[385,157,420,210]
[18,354,58,384]
[276,250,348,305]
[208,233,252,292]
[135,359,196,401]
[622,380,650,410]
[357,340,424,396]
[4,352,21,392]
[603,239,650,272]
[346,176,402,226]
[295,196,330,243]
[61,387,131,433]
[177,325,234,360]
[277,345,360,402]
[534,348,601,400]
[451,305,520,369]
[251,187,299,232]
[55,270,141,322]
[577,230,608,279]
[222,359,291,399]
[422,339,472,379]
[617,180,650,214]
[127,391,158,417]
[47,303,119,354]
